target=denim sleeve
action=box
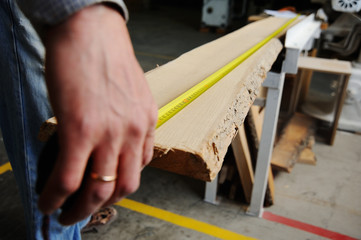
[16,0,128,26]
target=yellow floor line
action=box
[0,161,255,239]
[0,162,12,174]
[116,198,257,240]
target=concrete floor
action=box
[1,5,361,240]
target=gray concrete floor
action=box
[1,5,361,240]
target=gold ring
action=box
[90,172,117,182]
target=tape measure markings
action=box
[156,15,299,129]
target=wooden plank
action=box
[149,18,293,181]
[150,38,282,181]
[271,113,315,172]
[39,17,293,181]
[146,17,295,109]
[297,56,352,75]
[249,106,264,140]
[231,125,254,203]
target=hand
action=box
[37,4,157,225]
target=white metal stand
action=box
[247,72,285,216]
[204,174,219,205]
[247,14,321,217]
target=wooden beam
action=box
[146,17,295,110]
[149,17,295,181]
[150,39,282,181]
[231,125,254,203]
[39,17,295,181]
[297,56,352,75]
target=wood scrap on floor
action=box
[271,113,316,173]
[297,135,317,165]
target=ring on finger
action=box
[90,172,117,182]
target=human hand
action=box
[38,4,157,225]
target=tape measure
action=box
[156,15,300,129]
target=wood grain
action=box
[150,38,283,181]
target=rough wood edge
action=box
[150,40,283,181]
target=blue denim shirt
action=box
[16,0,128,26]
[1,0,128,239]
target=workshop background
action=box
[1,0,360,239]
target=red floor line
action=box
[263,211,357,240]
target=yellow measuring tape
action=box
[156,15,299,129]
